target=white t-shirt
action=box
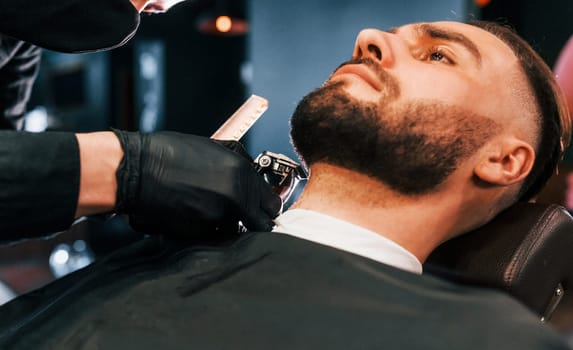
[272,209,423,274]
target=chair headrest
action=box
[425,202,573,328]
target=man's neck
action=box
[290,163,474,262]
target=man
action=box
[0,0,281,239]
[0,20,570,349]
[284,20,570,266]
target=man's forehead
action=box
[402,21,515,56]
[393,21,488,37]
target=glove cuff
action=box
[112,129,143,214]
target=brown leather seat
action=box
[425,202,573,331]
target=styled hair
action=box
[469,21,571,201]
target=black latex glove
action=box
[113,130,282,236]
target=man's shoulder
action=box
[236,232,568,348]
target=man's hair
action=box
[469,21,571,201]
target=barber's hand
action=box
[113,130,282,236]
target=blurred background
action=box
[0,0,571,303]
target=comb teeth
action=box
[211,95,269,141]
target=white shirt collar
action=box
[272,209,423,274]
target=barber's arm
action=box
[0,131,80,241]
[0,0,188,53]
[0,130,281,242]
[0,0,140,53]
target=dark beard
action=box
[290,81,500,195]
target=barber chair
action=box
[425,202,573,331]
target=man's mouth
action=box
[331,63,383,91]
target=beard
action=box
[290,67,501,195]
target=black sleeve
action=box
[0,0,140,53]
[0,37,41,130]
[0,131,80,242]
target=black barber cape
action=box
[0,0,139,53]
[0,231,568,349]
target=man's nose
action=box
[352,29,393,66]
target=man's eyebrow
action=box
[415,23,482,66]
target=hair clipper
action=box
[211,94,307,204]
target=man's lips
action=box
[331,64,383,91]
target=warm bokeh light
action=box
[554,35,573,123]
[216,15,232,33]
[474,0,492,7]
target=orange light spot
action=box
[475,0,492,7]
[216,16,232,33]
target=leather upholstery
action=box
[425,202,573,329]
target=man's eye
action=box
[430,52,445,61]
[424,48,453,64]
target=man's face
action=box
[290,21,522,194]
[332,21,520,115]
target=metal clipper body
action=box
[254,151,307,203]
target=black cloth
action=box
[0,131,80,241]
[0,0,139,53]
[0,232,568,349]
[0,36,41,130]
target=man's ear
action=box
[474,138,536,186]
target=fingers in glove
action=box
[260,181,283,218]
[238,176,283,232]
[213,140,253,161]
